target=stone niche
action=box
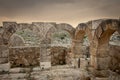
[9,46,40,68]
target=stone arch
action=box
[73,23,92,68]
[56,23,75,39]
[75,23,87,41]
[94,19,119,46]
[75,23,92,41]
[45,23,75,47]
[91,19,120,78]
[9,34,25,47]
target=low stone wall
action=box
[50,46,70,66]
[9,46,40,67]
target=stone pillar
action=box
[0,44,10,73]
[71,39,88,69]
[0,45,9,63]
[40,41,51,69]
[90,43,110,80]
[89,40,98,68]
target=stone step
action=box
[9,73,29,79]
[9,68,31,73]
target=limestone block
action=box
[90,41,98,56]
[1,50,9,58]
[9,73,29,79]
[0,45,8,58]
[90,47,98,56]
[0,74,9,80]
[73,58,79,68]
[96,48,109,57]
[0,63,10,72]
[95,77,109,80]
[80,58,89,70]
[40,62,51,69]
[32,67,41,71]
[90,69,109,77]
[0,58,8,64]
[90,55,97,68]
[9,46,40,67]
[9,68,31,73]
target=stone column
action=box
[40,39,51,69]
[89,40,98,68]
[90,43,110,80]
[71,39,88,69]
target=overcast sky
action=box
[0,0,120,27]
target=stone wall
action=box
[9,46,40,68]
[50,46,69,66]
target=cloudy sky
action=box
[0,0,120,27]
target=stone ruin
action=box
[0,19,120,80]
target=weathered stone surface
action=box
[56,23,75,38]
[40,42,51,62]
[72,41,84,58]
[80,58,89,70]
[80,71,90,80]
[0,63,10,72]
[9,73,29,79]
[90,55,98,69]
[109,45,120,74]
[96,46,109,57]
[32,66,41,71]
[0,45,8,58]
[40,62,51,69]
[0,58,8,64]
[9,68,31,73]
[0,74,9,80]
[95,77,109,80]
[109,71,120,80]
[50,46,68,66]
[9,46,40,67]
[2,22,17,45]
[32,22,56,39]
[9,34,25,47]
[90,69,110,77]
[0,19,119,80]
[95,57,110,70]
